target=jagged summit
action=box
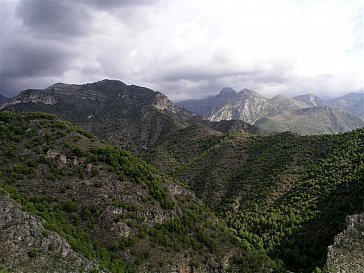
[218,87,237,96]
[178,87,363,134]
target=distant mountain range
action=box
[0,80,262,152]
[176,88,364,134]
[326,92,364,120]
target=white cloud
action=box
[0,0,362,100]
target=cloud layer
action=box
[0,0,363,101]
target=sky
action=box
[0,0,363,101]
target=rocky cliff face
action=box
[323,214,364,273]
[177,88,364,135]
[0,80,194,152]
[176,87,237,116]
[209,89,307,124]
[0,90,58,109]
[0,193,101,273]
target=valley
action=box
[0,80,363,273]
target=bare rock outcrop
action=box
[323,214,364,273]
[0,194,103,273]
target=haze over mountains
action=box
[177,87,364,135]
[0,80,363,273]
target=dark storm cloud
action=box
[0,0,163,96]
[0,35,74,96]
[1,0,92,95]
[16,0,92,38]
[0,0,361,100]
[2,37,72,78]
[85,0,159,9]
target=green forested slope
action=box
[149,127,364,272]
[0,112,283,273]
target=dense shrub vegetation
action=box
[149,125,364,272]
[1,111,362,272]
[0,112,285,272]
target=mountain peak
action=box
[238,88,260,96]
[1,80,194,151]
[293,94,324,107]
[96,78,126,85]
[218,87,237,96]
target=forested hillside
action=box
[147,127,364,272]
[1,82,362,273]
[0,112,284,273]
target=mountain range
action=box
[1,80,363,273]
[177,88,364,135]
[0,80,195,153]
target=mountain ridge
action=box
[177,88,364,134]
[0,80,196,153]
[0,80,266,153]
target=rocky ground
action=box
[323,214,364,273]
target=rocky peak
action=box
[0,193,101,272]
[153,92,175,111]
[238,88,262,98]
[208,88,312,124]
[218,87,237,97]
[293,94,324,107]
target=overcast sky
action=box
[0,0,363,101]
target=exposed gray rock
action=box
[0,89,58,109]
[209,89,307,124]
[293,94,324,107]
[323,214,364,273]
[0,79,195,153]
[176,87,237,116]
[0,193,104,273]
